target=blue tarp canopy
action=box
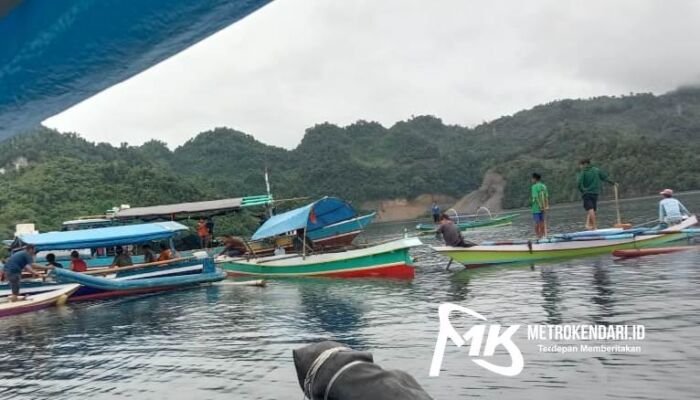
[18,221,188,251]
[0,0,272,140]
[252,197,356,241]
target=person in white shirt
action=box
[658,189,690,225]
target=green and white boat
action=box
[217,237,421,279]
[433,215,697,267]
[215,198,422,278]
[416,213,518,232]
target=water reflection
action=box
[590,261,615,325]
[540,267,562,325]
[447,271,471,302]
[297,281,367,349]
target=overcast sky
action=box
[43,0,700,149]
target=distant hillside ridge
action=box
[1,86,699,235]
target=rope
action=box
[303,347,349,399]
[323,360,369,400]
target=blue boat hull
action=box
[0,258,225,301]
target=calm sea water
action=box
[2,193,700,399]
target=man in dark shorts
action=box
[2,245,45,301]
[436,213,475,247]
[577,159,616,230]
[431,203,441,223]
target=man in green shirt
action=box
[531,173,549,238]
[577,159,616,230]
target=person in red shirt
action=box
[70,250,88,272]
[197,218,209,248]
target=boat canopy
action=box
[252,197,357,241]
[112,195,272,220]
[0,0,270,141]
[17,222,188,251]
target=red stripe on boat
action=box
[226,263,415,280]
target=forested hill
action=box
[1,87,700,236]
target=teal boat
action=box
[3,222,226,301]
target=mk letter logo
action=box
[430,303,523,377]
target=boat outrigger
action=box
[433,216,698,267]
[416,208,518,232]
[217,198,421,279]
[1,222,226,301]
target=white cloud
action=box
[43,0,700,149]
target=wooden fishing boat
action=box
[248,211,376,256]
[52,261,225,294]
[218,237,422,279]
[1,222,226,300]
[0,284,79,318]
[248,197,376,255]
[433,216,697,267]
[612,246,695,259]
[416,213,518,232]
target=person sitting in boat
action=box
[658,189,690,226]
[158,243,176,261]
[110,246,133,268]
[218,235,247,258]
[45,253,63,268]
[293,229,313,253]
[197,218,209,249]
[436,213,475,247]
[141,244,157,263]
[2,245,46,302]
[70,250,88,272]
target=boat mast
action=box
[264,167,273,217]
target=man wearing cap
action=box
[658,189,690,226]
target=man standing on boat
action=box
[658,189,690,226]
[531,173,549,239]
[436,213,474,247]
[577,159,616,230]
[2,245,46,301]
[431,203,441,223]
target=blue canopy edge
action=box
[18,221,189,251]
[251,197,357,241]
[0,0,272,140]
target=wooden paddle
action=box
[613,184,632,229]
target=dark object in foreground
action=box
[293,341,433,400]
